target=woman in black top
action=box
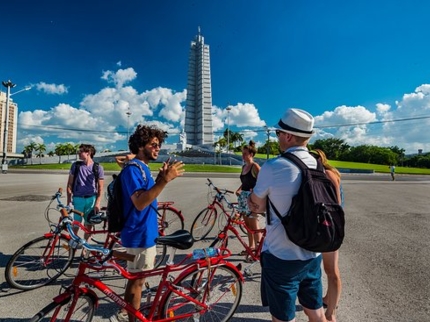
[235,140,262,254]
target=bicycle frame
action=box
[205,181,239,228]
[56,254,236,321]
[211,212,266,276]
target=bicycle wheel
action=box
[157,205,185,236]
[30,293,96,322]
[5,235,74,290]
[190,207,217,241]
[161,264,243,322]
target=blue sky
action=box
[2,0,430,155]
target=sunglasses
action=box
[275,130,285,137]
[149,143,162,149]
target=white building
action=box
[0,91,18,154]
[184,27,214,149]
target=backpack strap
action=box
[281,151,325,172]
[121,160,157,212]
[93,162,100,189]
[266,197,284,226]
[266,151,323,225]
[72,161,83,193]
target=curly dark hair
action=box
[243,140,257,156]
[128,124,168,154]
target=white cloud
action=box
[35,82,68,95]
[311,85,430,154]
[376,103,390,114]
[19,66,430,155]
[101,67,137,88]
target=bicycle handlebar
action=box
[59,210,135,262]
[206,178,235,195]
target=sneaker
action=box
[109,311,129,322]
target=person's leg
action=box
[72,197,85,236]
[260,252,301,322]
[298,256,327,322]
[246,214,261,250]
[322,251,341,321]
[83,197,96,241]
[124,277,145,322]
[123,246,156,322]
[302,307,327,322]
[243,215,255,249]
[250,212,262,246]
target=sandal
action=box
[238,250,248,256]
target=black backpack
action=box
[267,152,345,252]
[107,161,145,233]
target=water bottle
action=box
[192,247,219,260]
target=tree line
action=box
[22,142,81,164]
[218,131,429,168]
[23,134,430,168]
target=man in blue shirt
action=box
[110,124,184,322]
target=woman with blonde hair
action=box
[312,148,343,322]
[235,140,262,257]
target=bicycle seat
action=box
[155,230,194,250]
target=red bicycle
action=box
[30,209,244,322]
[5,188,184,290]
[210,210,266,277]
[190,178,247,241]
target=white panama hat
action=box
[274,108,315,138]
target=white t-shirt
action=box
[253,147,320,261]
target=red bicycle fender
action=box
[52,288,99,307]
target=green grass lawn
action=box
[11,159,430,175]
[11,162,243,173]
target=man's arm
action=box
[66,174,74,205]
[94,178,104,213]
[131,161,185,211]
[248,192,267,213]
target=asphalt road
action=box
[0,171,429,321]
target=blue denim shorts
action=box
[261,251,323,321]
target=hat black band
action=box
[278,119,313,134]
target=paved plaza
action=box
[0,171,429,321]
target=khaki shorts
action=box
[126,246,157,273]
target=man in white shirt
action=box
[248,108,327,322]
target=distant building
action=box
[0,91,18,154]
[184,27,214,149]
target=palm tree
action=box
[74,143,80,159]
[231,132,244,149]
[55,143,66,164]
[35,143,46,164]
[64,143,75,161]
[26,142,37,165]
[47,151,55,157]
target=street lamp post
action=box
[1,81,32,173]
[126,108,132,147]
[265,126,271,159]
[226,106,232,166]
[226,106,231,154]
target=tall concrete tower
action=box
[0,91,18,154]
[184,27,214,147]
